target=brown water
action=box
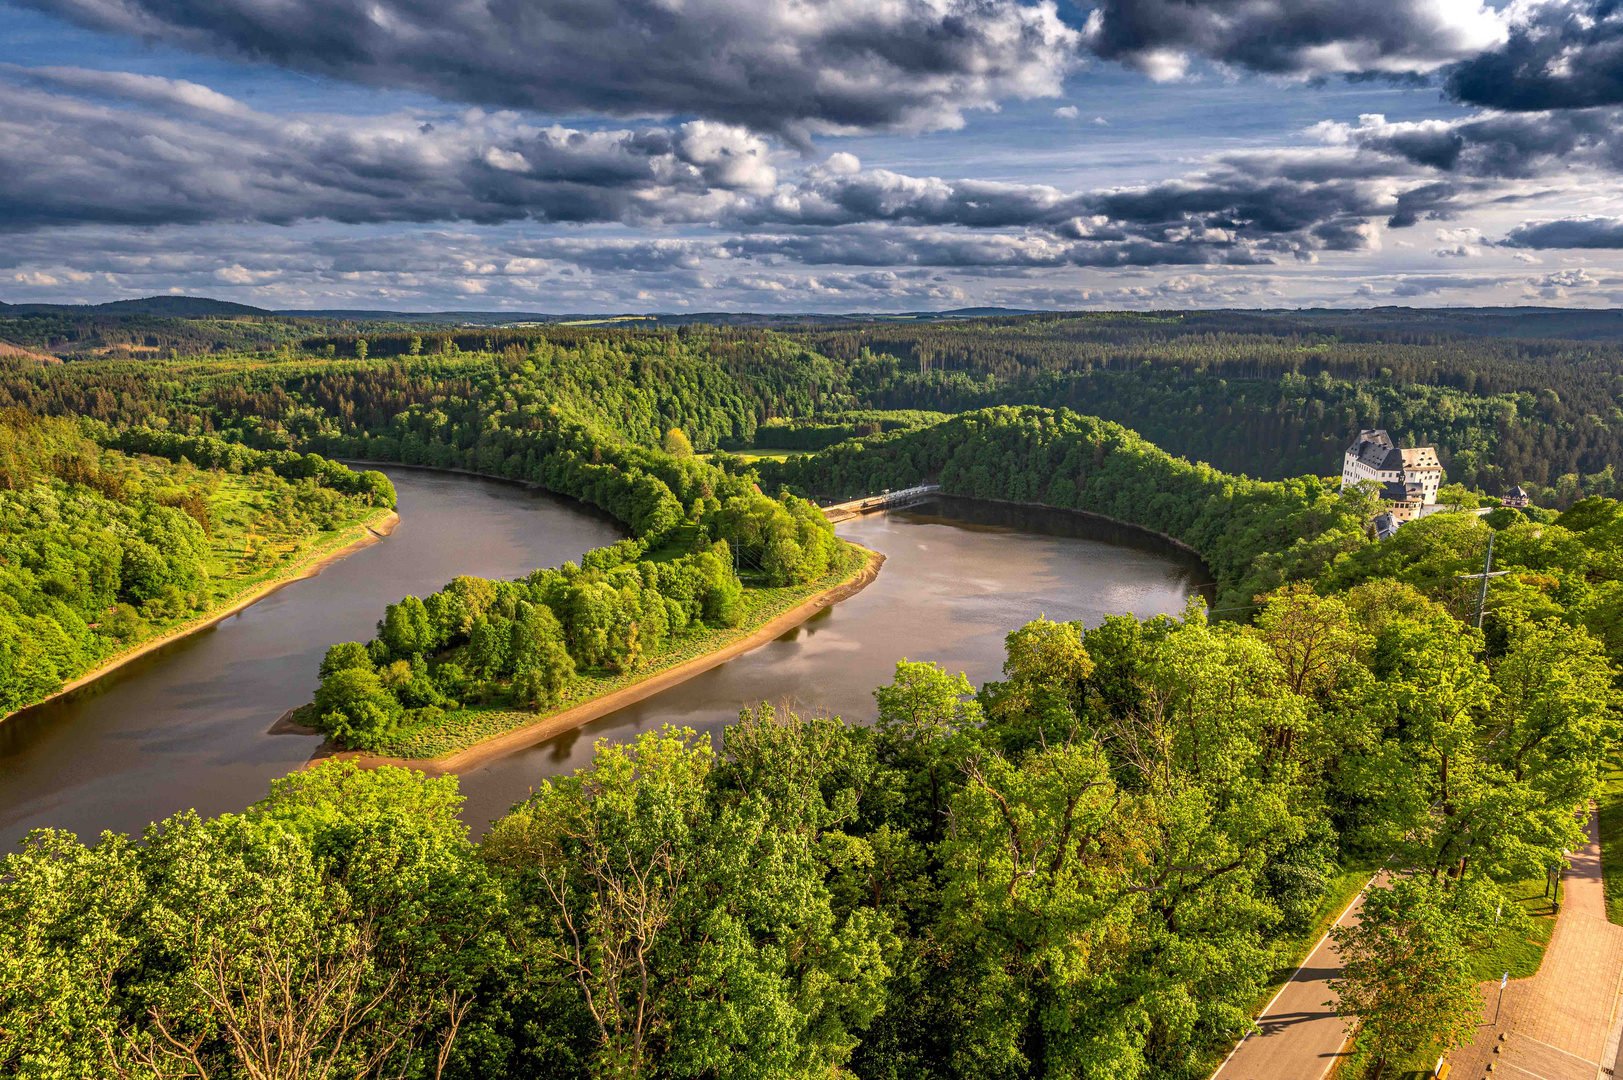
[454,494,1206,832]
[0,466,624,852]
[0,480,1205,852]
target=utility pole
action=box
[1456,531,1509,629]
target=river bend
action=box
[0,476,1204,850]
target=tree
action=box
[481,727,888,1080]
[662,428,694,458]
[315,667,404,750]
[1330,879,1482,1074]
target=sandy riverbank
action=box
[321,545,885,776]
[2,509,399,724]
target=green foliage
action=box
[480,727,890,1079]
[0,412,384,714]
[0,761,500,1080]
[108,427,397,507]
[1330,878,1486,1068]
[6,316,1623,1076]
[763,404,1374,612]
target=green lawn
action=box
[1600,768,1623,924]
[707,448,794,463]
[1466,876,1558,982]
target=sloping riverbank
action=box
[309,545,884,774]
[2,508,399,725]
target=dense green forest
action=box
[5,486,1614,1077]
[0,412,396,714]
[8,309,1623,505]
[3,310,1622,1078]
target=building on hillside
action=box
[1502,485,1530,509]
[1341,430,1443,506]
[1379,480,1429,525]
[1372,511,1401,541]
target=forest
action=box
[5,478,1616,1079]
[0,411,396,714]
[7,310,1623,505]
[1,311,1622,1079]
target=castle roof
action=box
[1348,430,1404,471]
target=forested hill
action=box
[6,308,1623,503]
[0,413,395,714]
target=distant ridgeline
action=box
[0,414,394,714]
[6,312,1623,503]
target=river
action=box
[0,475,1205,851]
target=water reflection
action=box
[455,496,1206,832]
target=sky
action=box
[5,0,1623,313]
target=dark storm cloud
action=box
[1504,217,1623,248]
[750,154,1419,254]
[17,58,1623,280]
[1080,0,1504,80]
[0,72,777,230]
[1445,0,1623,111]
[723,229,1276,267]
[13,0,1079,140]
[0,68,1424,262]
[1335,109,1623,179]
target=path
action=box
[1210,882,1377,1080]
[1446,808,1623,1080]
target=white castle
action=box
[1342,430,1442,532]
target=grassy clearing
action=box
[368,545,872,760]
[1600,767,1623,924]
[709,448,794,463]
[114,452,391,621]
[17,453,394,712]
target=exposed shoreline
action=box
[319,545,886,776]
[2,508,400,725]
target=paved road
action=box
[1214,809,1623,1080]
[1210,882,1375,1080]
[1447,809,1623,1080]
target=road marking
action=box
[1208,875,1379,1080]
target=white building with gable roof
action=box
[1341,429,1442,521]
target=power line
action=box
[1455,531,1509,630]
